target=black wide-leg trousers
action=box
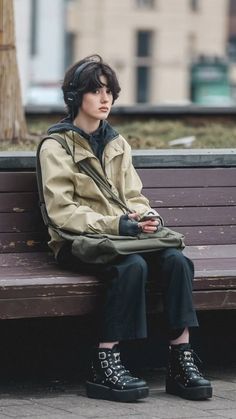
[57,245,199,342]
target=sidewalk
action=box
[0,364,235,419]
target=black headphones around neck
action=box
[64,61,93,109]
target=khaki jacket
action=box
[40,130,151,256]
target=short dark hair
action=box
[62,54,121,117]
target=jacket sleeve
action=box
[40,141,120,235]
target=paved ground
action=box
[0,364,235,419]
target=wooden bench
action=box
[0,149,236,320]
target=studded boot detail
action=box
[86,346,149,402]
[166,343,212,400]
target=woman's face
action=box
[80,75,113,122]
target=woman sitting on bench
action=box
[38,54,212,403]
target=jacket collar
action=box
[64,131,124,168]
[48,118,123,161]
[47,119,118,144]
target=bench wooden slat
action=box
[0,207,235,232]
[158,206,236,226]
[0,289,235,319]
[1,168,236,193]
[148,290,236,312]
[0,295,104,320]
[0,225,235,251]
[0,172,36,192]
[1,168,236,192]
[0,232,48,253]
[138,168,236,187]
[0,192,38,212]
[176,225,236,245]
[193,277,236,290]
[193,258,236,277]
[144,186,236,207]
[192,290,236,310]
[1,250,236,283]
[0,213,44,232]
[184,244,236,259]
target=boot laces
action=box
[113,351,137,383]
[180,349,203,380]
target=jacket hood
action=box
[47,117,118,143]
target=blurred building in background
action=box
[14,0,232,106]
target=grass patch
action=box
[114,120,236,149]
[1,119,236,151]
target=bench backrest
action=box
[140,167,236,246]
[0,163,236,253]
[0,172,46,253]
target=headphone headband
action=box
[65,59,97,110]
[71,60,95,89]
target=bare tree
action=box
[0,0,27,142]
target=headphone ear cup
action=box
[64,91,79,107]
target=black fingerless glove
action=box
[119,214,140,236]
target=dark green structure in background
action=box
[191,57,232,106]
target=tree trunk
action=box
[0,0,27,142]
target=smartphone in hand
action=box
[140,210,160,222]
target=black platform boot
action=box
[86,346,149,402]
[166,343,212,400]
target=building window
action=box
[64,32,76,68]
[137,67,150,103]
[190,0,200,12]
[135,30,153,103]
[227,36,236,62]
[135,0,155,9]
[30,0,38,56]
[137,31,152,57]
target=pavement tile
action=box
[209,380,236,391]
[212,390,236,401]
[123,397,215,418]
[28,395,82,409]
[207,367,236,383]
[207,410,236,419]
[197,396,236,410]
[0,401,71,418]
[0,398,33,407]
[55,396,147,417]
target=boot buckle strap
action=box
[98,352,106,360]
[101,360,109,368]
[105,368,113,377]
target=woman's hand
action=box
[128,212,160,233]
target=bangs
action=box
[78,66,117,97]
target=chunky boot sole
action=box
[166,380,213,400]
[86,380,149,402]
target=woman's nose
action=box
[101,90,109,102]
